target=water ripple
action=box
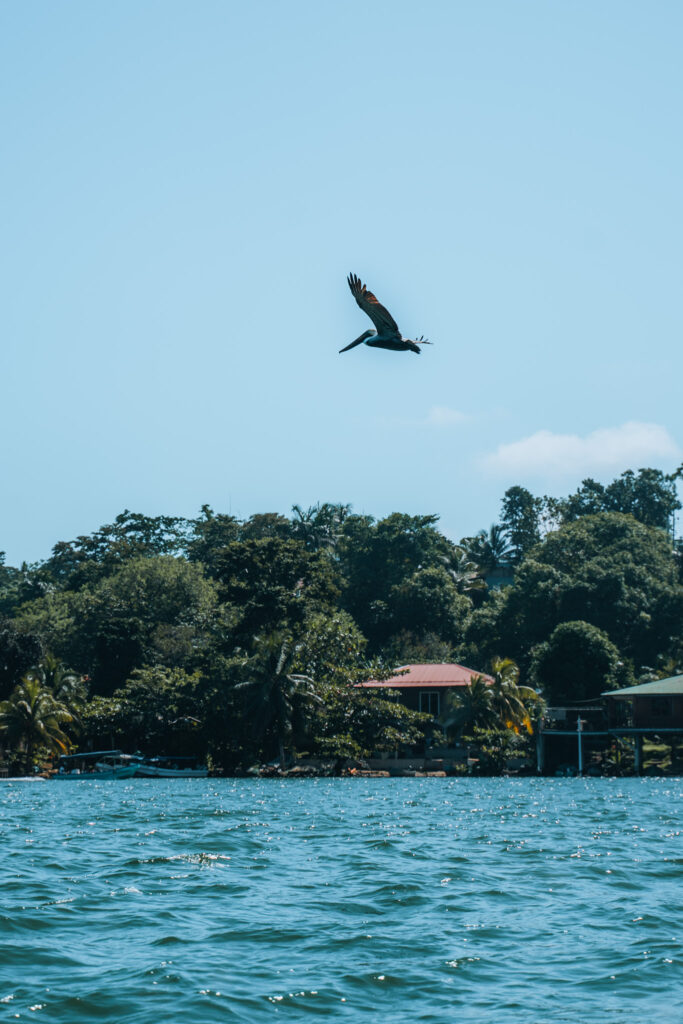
[1,778,682,1022]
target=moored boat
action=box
[54,750,140,780]
[135,756,208,778]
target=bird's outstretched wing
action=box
[348,273,400,335]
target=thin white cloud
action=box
[482,421,680,479]
[426,405,469,426]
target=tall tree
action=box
[389,567,470,643]
[466,512,683,674]
[0,555,23,617]
[530,621,625,703]
[186,505,240,567]
[500,486,542,564]
[40,510,192,591]
[212,537,340,643]
[240,513,294,541]
[338,512,448,647]
[440,676,496,738]
[556,469,680,533]
[290,503,351,553]
[234,634,321,764]
[0,623,44,700]
[488,657,540,734]
[312,684,430,759]
[461,525,513,577]
[14,556,222,695]
[0,676,72,772]
[28,653,88,724]
[84,666,205,754]
[440,546,486,595]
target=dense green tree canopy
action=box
[82,666,206,755]
[0,622,44,700]
[389,567,470,643]
[466,512,683,678]
[530,621,625,703]
[1,466,682,770]
[0,555,23,617]
[185,506,241,566]
[14,556,222,695]
[289,611,369,686]
[211,537,340,642]
[234,633,321,764]
[555,469,680,532]
[38,511,192,592]
[337,513,461,649]
[312,684,430,760]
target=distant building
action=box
[360,663,493,718]
[484,566,514,590]
[603,675,683,731]
[535,674,683,775]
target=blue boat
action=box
[54,750,140,780]
[135,755,207,778]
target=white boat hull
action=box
[135,765,208,778]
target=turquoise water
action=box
[1,778,681,1023]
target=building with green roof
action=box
[603,674,683,731]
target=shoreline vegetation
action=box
[2,466,683,779]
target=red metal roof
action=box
[360,663,493,689]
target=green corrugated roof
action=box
[603,674,683,698]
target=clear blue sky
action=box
[2,1,682,565]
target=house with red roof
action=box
[360,663,493,719]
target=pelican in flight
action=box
[340,273,431,355]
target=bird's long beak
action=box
[339,330,373,353]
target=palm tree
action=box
[440,546,486,595]
[234,634,321,764]
[462,526,513,576]
[291,503,351,553]
[29,653,88,710]
[488,657,541,734]
[0,676,73,773]
[440,676,496,738]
